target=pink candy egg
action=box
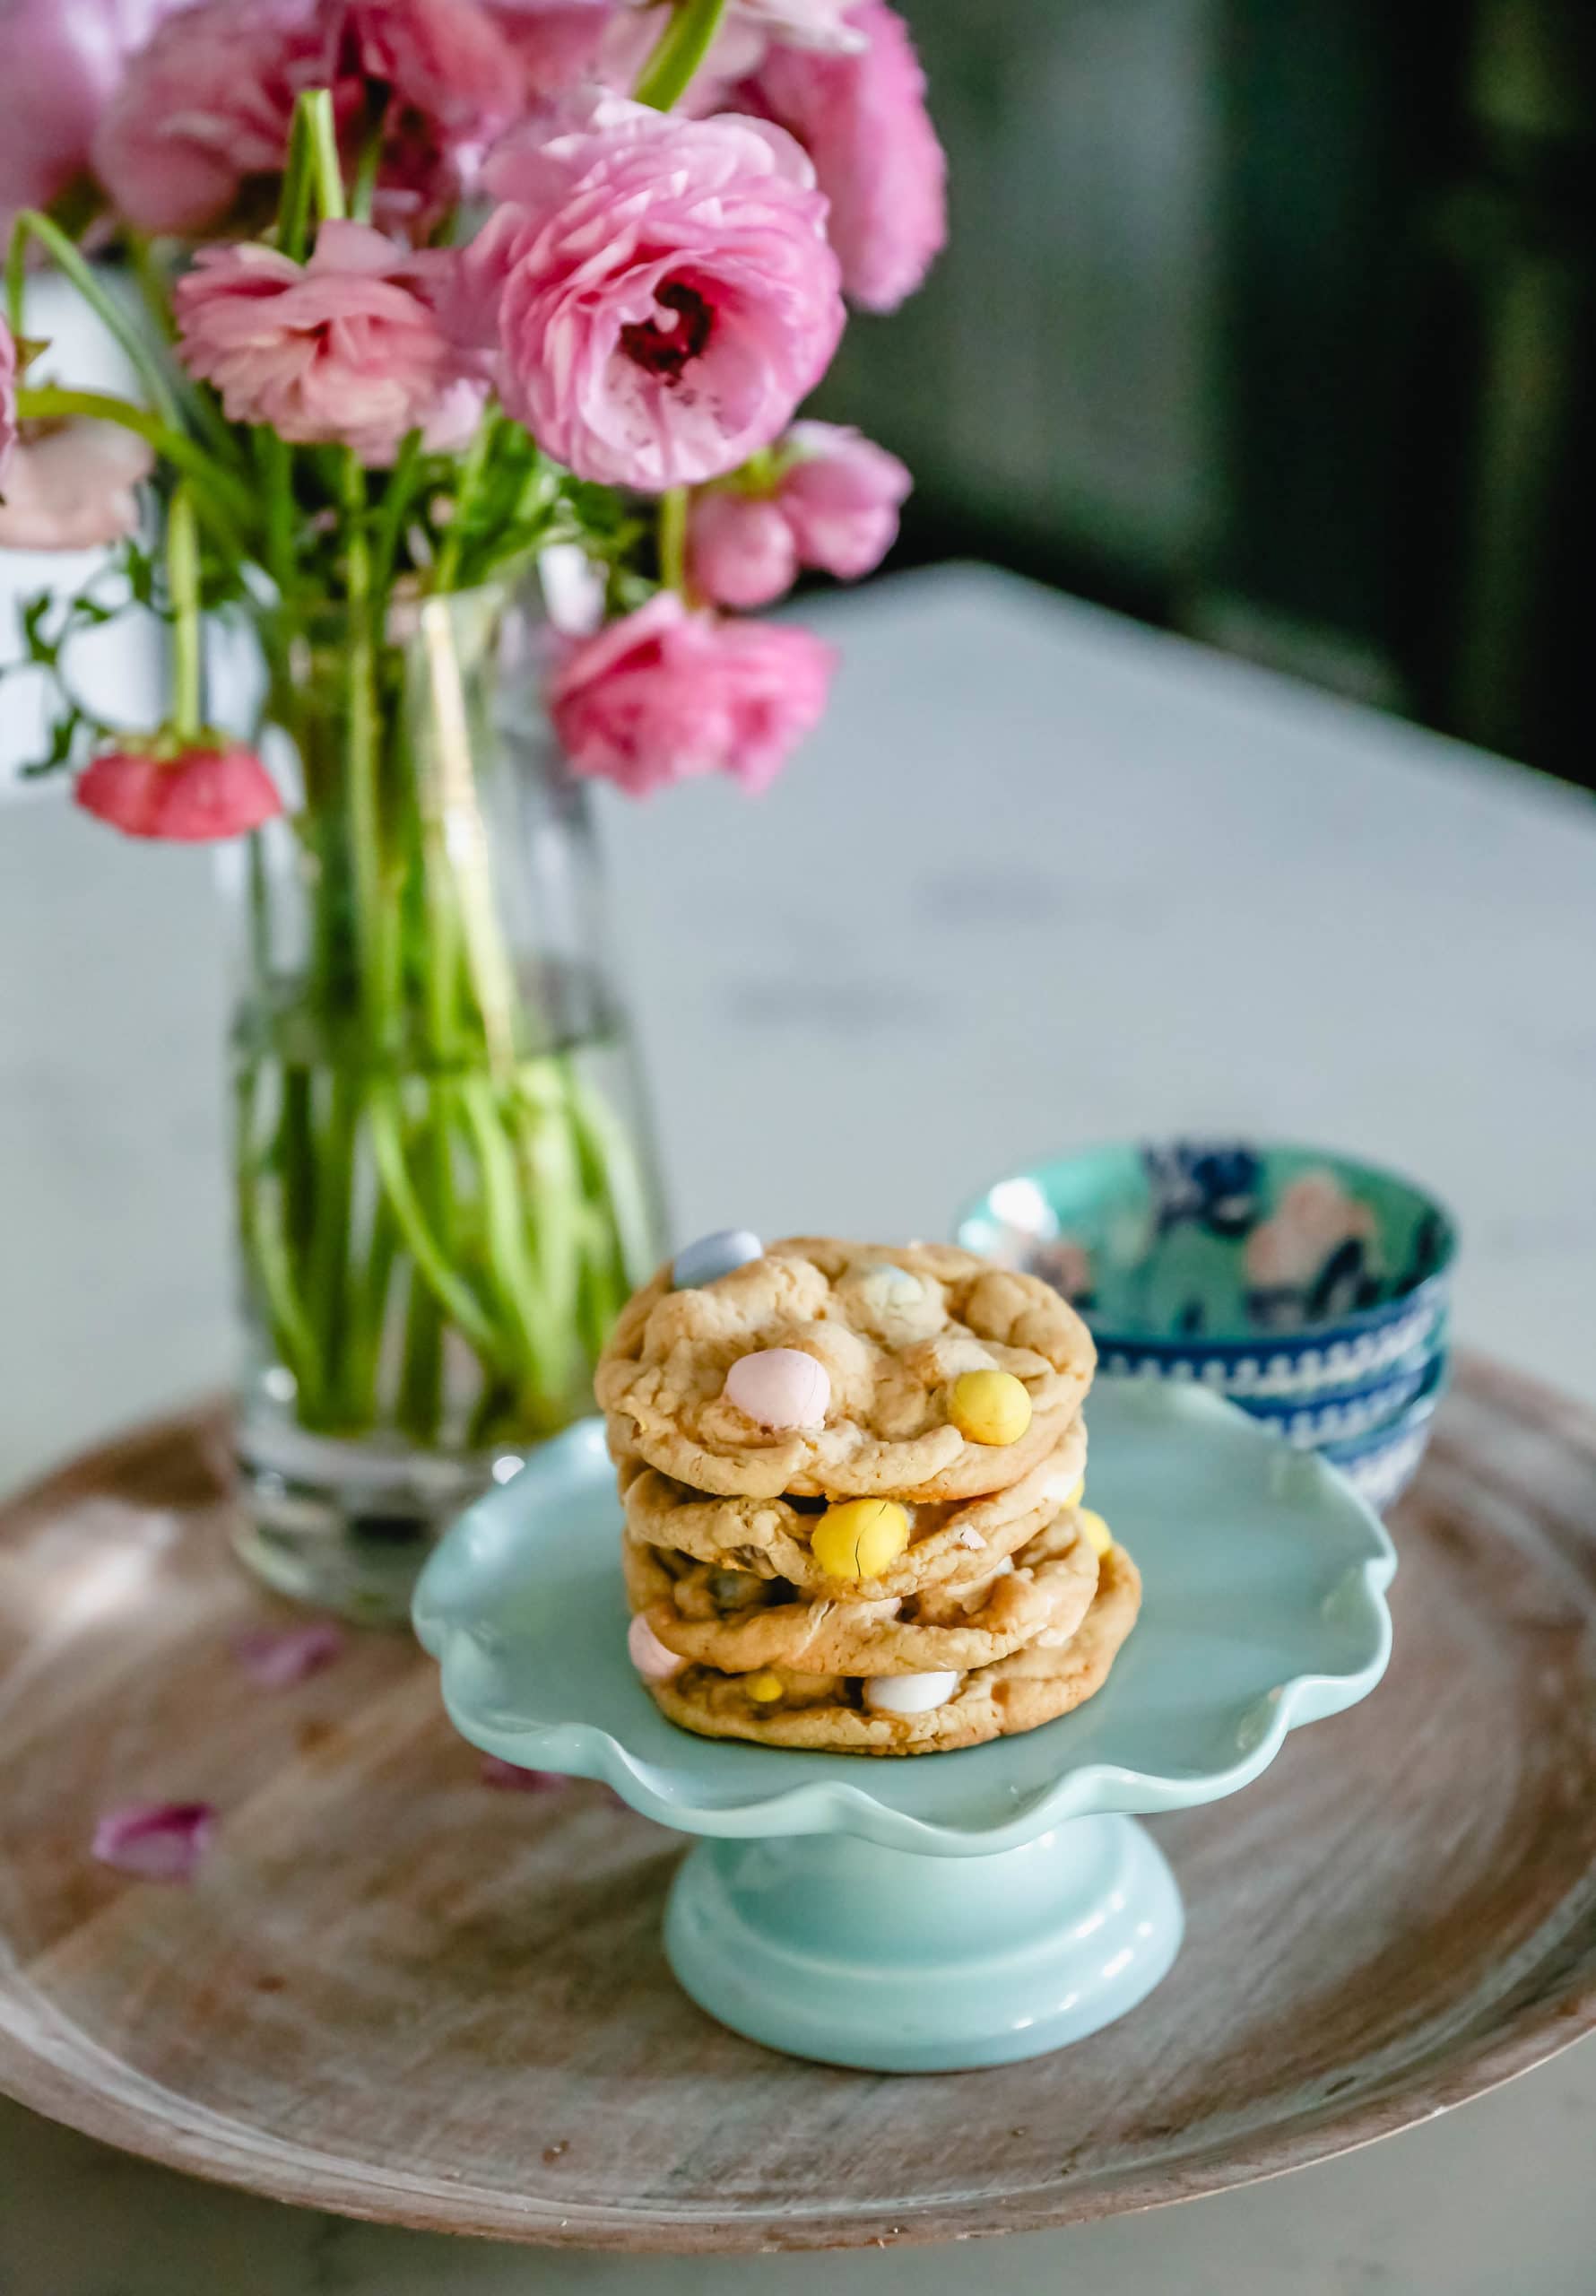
[628,1613,685,1683]
[724,1346,831,1431]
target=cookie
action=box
[596,1238,1097,1501]
[619,1420,1088,1600]
[643,1541,1141,1754]
[624,1504,1100,1679]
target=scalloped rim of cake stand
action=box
[414,1384,1396,1862]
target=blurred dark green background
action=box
[819,0,1594,782]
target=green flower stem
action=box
[370,429,425,604]
[367,1087,504,1360]
[658,485,690,596]
[633,0,733,109]
[305,89,348,224]
[8,210,183,429]
[431,405,500,596]
[4,222,25,341]
[277,96,319,261]
[166,484,204,740]
[340,454,389,1041]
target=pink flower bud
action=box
[688,491,800,609]
[778,419,909,578]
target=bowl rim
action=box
[1320,1351,1448,1464]
[955,1136,1460,1354]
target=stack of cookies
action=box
[596,1235,1141,1756]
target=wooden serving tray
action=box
[0,1353,1592,2253]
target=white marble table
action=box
[2,564,1592,2293]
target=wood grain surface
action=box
[0,1353,1592,2253]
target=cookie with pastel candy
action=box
[594,1235,1097,1502]
[605,1233,1139,1755]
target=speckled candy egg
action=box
[672,1229,763,1290]
[628,1613,685,1682]
[724,1347,831,1431]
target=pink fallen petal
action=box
[231,1622,346,1689]
[91,1801,215,1883]
[481,1754,568,1792]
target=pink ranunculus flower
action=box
[345,0,528,138]
[737,0,945,312]
[687,490,799,610]
[549,591,836,796]
[467,99,844,491]
[776,419,909,578]
[0,322,16,487]
[0,416,154,550]
[0,0,179,235]
[92,0,334,238]
[175,221,484,464]
[76,739,284,841]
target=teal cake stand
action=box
[413,1384,1394,2074]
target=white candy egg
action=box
[863,1669,961,1716]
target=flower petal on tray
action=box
[480,1755,567,1793]
[91,1802,216,1882]
[231,1622,346,1688]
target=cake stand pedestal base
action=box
[664,1813,1184,2072]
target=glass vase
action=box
[223,582,665,1622]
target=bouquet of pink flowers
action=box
[0,0,943,1600]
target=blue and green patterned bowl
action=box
[956,1141,1456,1414]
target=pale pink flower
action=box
[687,490,798,609]
[736,0,945,311]
[231,1621,346,1687]
[76,741,283,841]
[466,99,844,490]
[549,590,835,796]
[0,0,179,233]
[722,0,864,51]
[0,322,16,488]
[344,0,526,138]
[92,0,332,238]
[91,1799,215,1882]
[0,417,153,550]
[175,222,483,464]
[776,419,909,577]
[601,0,859,101]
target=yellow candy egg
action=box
[950,1368,1033,1446]
[1077,1508,1114,1557]
[811,1498,912,1579]
[745,1670,785,1702]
